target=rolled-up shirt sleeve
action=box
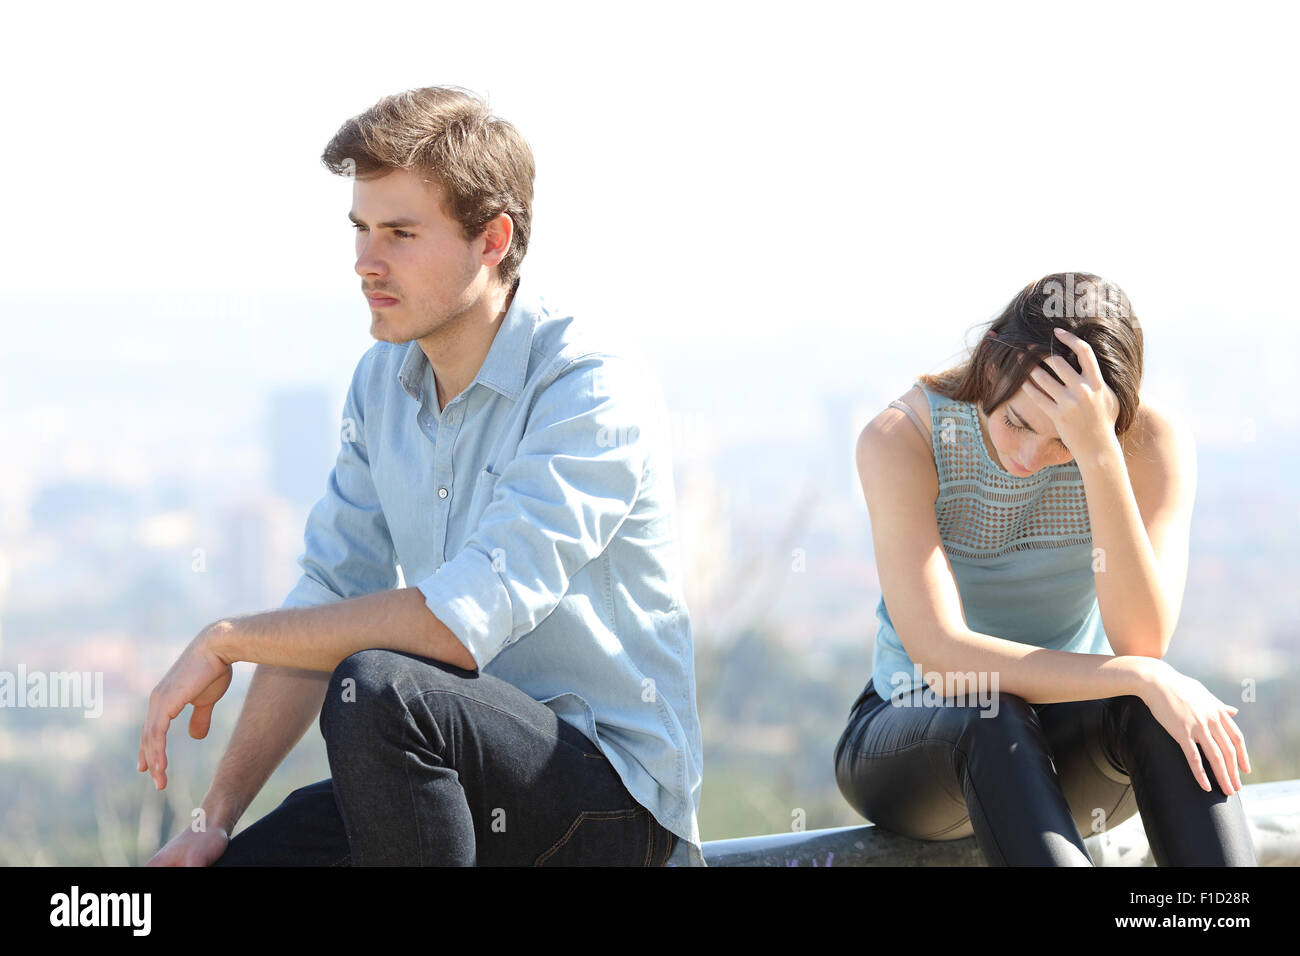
[281,347,399,609]
[417,354,650,670]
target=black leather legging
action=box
[833,682,1258,866]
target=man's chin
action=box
[369,317,415,345]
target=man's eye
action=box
[351,224,414,239]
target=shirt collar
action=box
[396,277,539,404]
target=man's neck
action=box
[419,284,515,413]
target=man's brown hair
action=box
[321,86,535,291]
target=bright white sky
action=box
[3,0,1297,439]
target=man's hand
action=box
[138,624,235,791]
[145,822,231,867]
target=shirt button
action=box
[438,487,448,499]
[447,412,455,425]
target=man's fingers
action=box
[139,721,154,777]
[151,733,168,788]
[142,706,170,790]
[188,703,213,740]
[143,659,230,788]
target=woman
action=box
[833,272,1257,866]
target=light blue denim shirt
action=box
[280,278,706,866]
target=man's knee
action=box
[319,649,468,740]
[320,649,413,738]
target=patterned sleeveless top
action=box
[867,380,1114,702]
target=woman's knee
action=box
[1108,693,1184,762]
[949,691,1038,748]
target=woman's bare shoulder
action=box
[1122,398,1197,493]
[1122,399,1192,456]
[858,385,938,499]
[861,385,932,445]
[898,384,932,442]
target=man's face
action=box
[350,167,488,343]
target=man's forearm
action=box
[201,663,331,832]
[208,587,477,673]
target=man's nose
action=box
[355,243,386,277]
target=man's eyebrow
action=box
[347,211,423,228]
[1008,403,1065,442]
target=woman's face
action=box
[981,381,1076,475]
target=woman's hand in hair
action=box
[1019,327,1121,458]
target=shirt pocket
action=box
[468,465,502,525]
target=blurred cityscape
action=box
[2,306,1298,865]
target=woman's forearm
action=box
[1076,436,1174,659]
[919,626,1157,705]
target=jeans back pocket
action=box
[535,806,671,867]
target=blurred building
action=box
[218,492,300,616]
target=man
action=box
[140,86,705,866]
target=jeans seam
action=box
[1098,695,1137,780]
[403,687,604,759]
[916,816,974,840]
[398,697,426,868]
[534,809,642,866]
[845,737,953,761]
[1104,788,1134,830]
[659,831,678,866]
[948,738,1009,864]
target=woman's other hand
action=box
[1131,657,1251,796]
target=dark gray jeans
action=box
[214,648,677,866]
[834,682,1258,866]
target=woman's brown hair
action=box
[917,272,1144,440]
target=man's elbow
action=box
[440,632,479,672]
[421,604,480,672]
[453,644,479,672]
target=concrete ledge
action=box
[701,778,1300,866]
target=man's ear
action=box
[478,212,514,269]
